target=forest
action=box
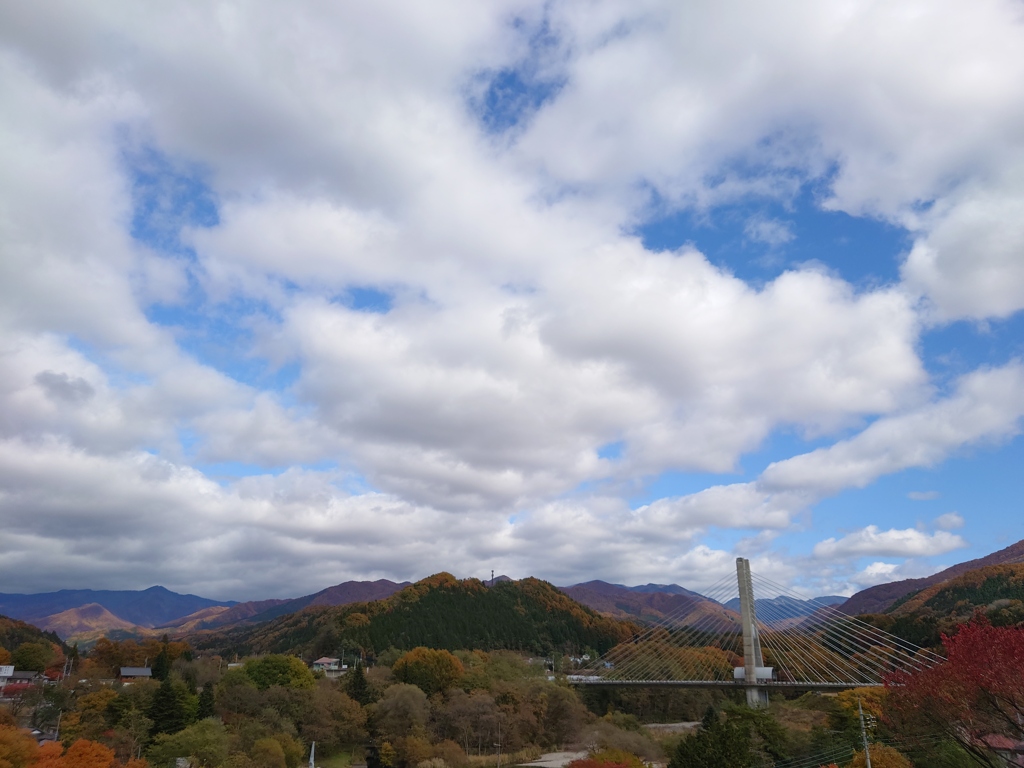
[4,569,1024,768]
[2,613,1023,768]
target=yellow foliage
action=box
[846,744,911,768]
[0,647,11,666]
[835,687,886,721]
[589,749,644,768]
[77,690,118,717]
[250,739,286,768]
[0,725,38,768]
[397,736,433,767]
[378,742,397,768]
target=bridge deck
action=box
[568,679,882,690]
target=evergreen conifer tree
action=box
[669,706,754,768]
[197,684,216,720]
[152,644,171,681]
[347,662,370,705]
[149,677,188,736]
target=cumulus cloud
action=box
[813,525,967,559]
[845,559,944,590]
[646,362,1024,532]
[0,1,1023,596]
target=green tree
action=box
[197,685,216,720]
[346,663,370,705]
[152,644,171,682]
[242,656,315,691]
[148,718,230,768]
[149,677,191,736]
[668,707,755,768]
[12,642,53,673]
[374,684,429,741]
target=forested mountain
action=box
[190,573,637,659]
[34,603,138,637]
[158,599,291,630]
[860,562,1024,648]
[0,614,66,654]
[161,580,411,631]
[559,580,738,627]
[243,579,411,624]
[840,537,1024,614]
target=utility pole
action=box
[858,698,872,768]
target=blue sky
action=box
[1,1,1024,600]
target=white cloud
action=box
[846,560,943,590]
[814,525,967,559]
[935,512,965,531]
[902,177,1024,322]
[907,490,940,501]
[0,1,1023,596]
[649,362,1024,533]
[760,363,1024,495]
[745,216,795,246]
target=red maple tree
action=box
[884,614,1024,767]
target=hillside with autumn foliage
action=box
[189,573,638,659]
[852,562,1024,649]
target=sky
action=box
[2,1,1024,602]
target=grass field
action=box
[317,751,354,768]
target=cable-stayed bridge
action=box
[569,558,942,707]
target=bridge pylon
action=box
[736,557,769,708]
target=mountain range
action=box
[723,594,847,623]
[559,580,740,629]
[6,539,1024,645]
[838,538,1024,614]
[0,585,234,630]
[190,573,637,659]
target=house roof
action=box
[313,657,340,664]
[120,667,152,677]
[8,671,42,679]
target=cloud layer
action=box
[1,1,1023,598]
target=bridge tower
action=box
[736,557,769,708]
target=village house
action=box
[119,666,153,682]
[311,657,346,679]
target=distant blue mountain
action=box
[722,594,847,619]
[627,583,706,598]
[0,586,236,628]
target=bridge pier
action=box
[737,557,769,708]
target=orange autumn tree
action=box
[0,738,147,768]
[33,743,65,768]
[0,725,38,768]
[60,740,117,768]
